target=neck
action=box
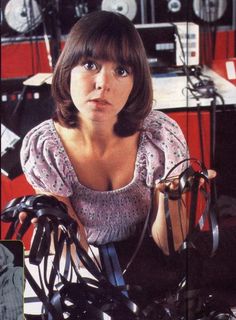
[76,117,120,155]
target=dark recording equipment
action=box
[1,79,54,179]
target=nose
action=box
[95,68,111,92]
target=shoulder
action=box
[21,119,56,151]
[141,110,189,184]
[143,110,182,135]
[143,110,187,149]
[20,119,59,165]
[20,120,73,196]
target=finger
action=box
[19,211,27,224]
[31,217,38,226]
[19,211,38,226]
[199,169,217,187]
[207,169,217,179]
[156,180,179,193]
[170,179,179,190]
[155,181,168,193]
[199,177,205,187]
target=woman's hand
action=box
[19,191,89,252]
[155,169,217,195]
[152,169,217,255]
[19,211,38,225]
[205,169,217,180]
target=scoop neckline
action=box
[50,119,146,194]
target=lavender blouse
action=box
[20,110,188,245]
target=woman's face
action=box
[70,59,134,125]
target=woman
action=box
[20,11,217,295]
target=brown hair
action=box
[52,10,153,136]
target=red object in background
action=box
[214,30,235,60]
[168,111,211,168]
[2,30,235,80]
[1,40,65,79]
[168,110,211,230]
[2,40,52,79]
[199,29,236,72]
[211,29,236,86]
[211,58,236,86]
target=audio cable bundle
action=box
[1,195,143,319]
[1,159,235,319]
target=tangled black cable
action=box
[1,168,235,319]
[1,195,145,319]
[1,195,163,320]
[159,158,219,257]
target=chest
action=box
[64,136,140,191]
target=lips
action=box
[90,98,110,105]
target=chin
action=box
[89,111,113,122]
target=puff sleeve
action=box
[20,120,74,197]
[142,110,189,187]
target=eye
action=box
[83,60,98,71]
[115,66,130,77]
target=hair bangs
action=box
[79,29,136,69]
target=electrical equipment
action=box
[167,0,182,13]
[153,0,233,27]
[193,0,227,22]
[135,22,199,70]
[135,23,176,69]
[101,0,137,21]
[174,22,199,66]
[4,0,42,33]
[1,79,54,179]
